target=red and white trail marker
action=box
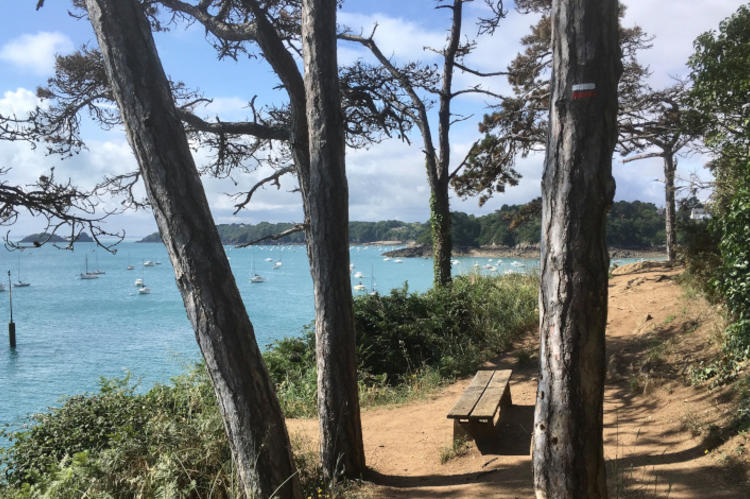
[572,82,597,100]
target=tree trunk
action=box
[533,0,620,497]
[430,180,453,287]
[85,1,302,497]
[301,0,366,479]
[430,0,463,288]
[663,153,677,263]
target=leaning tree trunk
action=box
[301,0,366,479]
[533,0,620,497]
[663,152,677,263]
[85,1,302,497]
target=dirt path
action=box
[288,262,749,497]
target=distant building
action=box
[690,208,711,221]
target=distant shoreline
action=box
[383,244,666,260]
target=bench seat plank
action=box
[447,370,494,419]
[471,369,512,419]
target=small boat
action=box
[154,261,162,265]
[273,261,282,270]
[137,286,151,294]
[127,265,135,270]
[134,278,144,287]
[143,260,155,267]
[383,257,391,262]
[353,271,364,279]
[394,259,403,264]
[15,253,30,287]
[264,257,273,262]
[349,263,355,271]
[511,260,524,267]
[80,254,98,280]
[89,252,105,274]
[249,251,264,283]
[451,259,460,265]
[353,282,366,292]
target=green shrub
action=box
[261,273,538,416]
[355,273,538,383]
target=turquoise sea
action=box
[0,241,640,431]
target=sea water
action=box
[0,241,637,429]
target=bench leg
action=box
[453,419,471,442]
[501,383,512,408]
[453,418,496,443]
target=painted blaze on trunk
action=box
[532,0,621,498]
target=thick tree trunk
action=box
[301,0,366,479]
[532,0,620,498]
[85,1,302,497]
[663,153,677,263]
[430,180,453,287]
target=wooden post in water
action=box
[8,271,15,349]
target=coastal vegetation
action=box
[678,4,750,437]
[0,273,538,497]
[19,232,93,244]
[137,198,670,250]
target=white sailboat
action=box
[137,286,151,294]
[88,252,105,275]
[250,250,265,283]
[14,253,30,287]
[80,255,98,280]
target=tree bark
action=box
[84,1,302,497]
[663,152,677,263]
[430,180,452,287]
[533,0,620,498]
[301,0,366,479]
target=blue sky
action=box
[0,1,744,238]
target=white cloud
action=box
[622,0,744,87]
[0,87,39,116]
[198,97,254,120]
[0,31,73,75]
[338,11,446,64]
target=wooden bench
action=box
[446,369,512,442]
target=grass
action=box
[439,436,472,464]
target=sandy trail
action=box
[288,262,749,497]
